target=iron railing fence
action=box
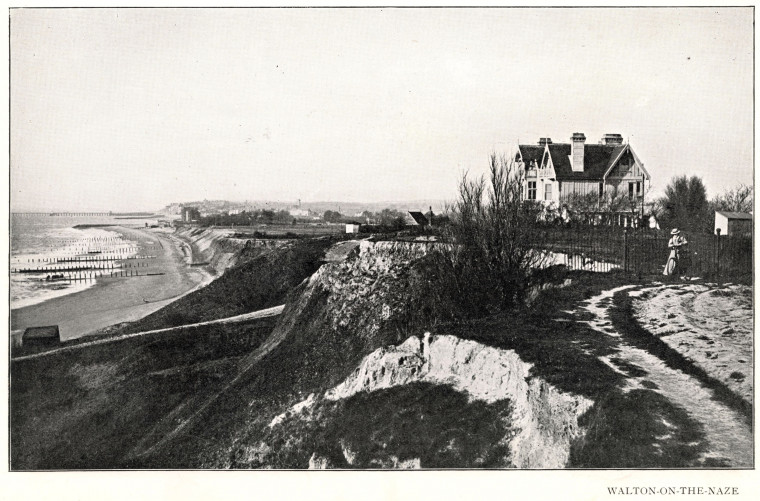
[527,224,752,278]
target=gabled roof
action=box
[715,211,752,220]
[515,145,544,166]
[517,140,648,181]
[407,211,429,226]
[547,143,629,180]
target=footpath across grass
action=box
[444,271,716,468]
[609,288,752,424]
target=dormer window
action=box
[526,161,538,178]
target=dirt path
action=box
[11,304,285,363]
[577,285,752,467]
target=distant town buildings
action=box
[181,206,201,222]
[288,207,311,217]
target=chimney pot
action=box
[571,133,586,172]
[538,137,552,146]
[601,133,624,146]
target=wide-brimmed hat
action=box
[671,228,680,235]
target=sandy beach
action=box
[11,226,214,341]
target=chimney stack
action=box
[538,137,552,146]
[600,133,624,146]
[571,133,586,172]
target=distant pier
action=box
[13,211,157,217]
[49,212,113,216]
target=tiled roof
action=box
[407,211,429,226]
[520,142,628,181]
[716,211,752,220]
[516,145,544,167]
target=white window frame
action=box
[527,181,537,200]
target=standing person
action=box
[663,228,687,276]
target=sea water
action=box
[10,214,143,309]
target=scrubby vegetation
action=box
[257,383,513,469]
[386,154,550,327]
[441,154,546,312]
[116,237,335,334]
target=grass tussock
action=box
[252,382,513,469]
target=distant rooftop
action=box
[715,211,752,220]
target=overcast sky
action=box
[10,7,753,212]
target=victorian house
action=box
[515,133,651,226]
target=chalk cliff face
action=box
[173,227,293,273]
[271,333,592,469]
[244,240,592,469]
[313,241,437,336]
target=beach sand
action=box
[11,226,214,341]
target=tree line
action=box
[196,207,417,229]
[653,178,752,234]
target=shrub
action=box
[438,154,546,314]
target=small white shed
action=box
[345,223,361,234]
[714,211,752,237]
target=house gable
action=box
[517,140,649,183]
[516,145,543,169]
[602,146,650,181]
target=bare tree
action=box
[712,183,753,213]
[443,153,545,312]
[563,185,645,227]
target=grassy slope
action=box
[257,383,514,469]
[14,234,739,469]
[117,237,336,333]
[11,319,276,470]
[132,270,701,469]
[11,238,339,470]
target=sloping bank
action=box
[134,240,596,469]
[112,233,332,334]
[171,226,292,274]
[271,333,592,468]
[10,237,335,470]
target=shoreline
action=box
[11,226,214,342]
